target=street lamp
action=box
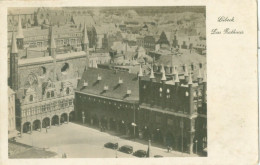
[195,140,198,154]
[82,111,85,124]
[131,122,137,140]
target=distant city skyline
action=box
[8,6,206,15]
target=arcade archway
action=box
[42,117,50,128]
[32,120,41,131]
[51,115,59,126]
[60,113,68,124]
[23,122,31,133]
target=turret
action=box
[197,68,203,84]
[161,64,166,82]
[10,31,19,91]
[16,15,24,49]
[184,64,189,83]
[149,64,155,81]
[188,72,194,114]
[82,22,89,52]
[49,26,56,58]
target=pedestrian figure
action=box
[167,146,170,153]
[46,127,48,133]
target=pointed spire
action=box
[161,64,165,73]
[188,72,193,85]
[138,64,143,77]
[11,31,18,54]
[83,22,89,44]
[203,70,207,82]
[161,69,167,81]
[50,26,56,49]
[150,65,155,79]
[16,15,24,39]
[175,70,180,83]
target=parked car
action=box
[118,145,133,154]
[154,155,163,158]
[133,150,147,158]
[104,142,118,149]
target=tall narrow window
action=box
[66,87,70,95]
[29,95,33,102]
[51,91,55,97]
[47,92,50,98]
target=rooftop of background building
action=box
[76,68,139,102]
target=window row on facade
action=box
[21,99,73,117]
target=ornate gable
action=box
[24,87,37,103]
[42,79,57,99]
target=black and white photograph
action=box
[7,6,207,158]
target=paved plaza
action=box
[15,122,197,158]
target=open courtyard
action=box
[14,122,198,158]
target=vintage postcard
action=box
[0,0,258,165]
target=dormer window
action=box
[97,74,102,81]
[83,81,88,87]
[118,77,123,84]
[104,85,109,91]
[127,89,131,95]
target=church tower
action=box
[16,15,24,49]
[10,31,19,91]
[82,22,89,53]
[49,25,56,58]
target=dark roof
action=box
[77,68,139,102]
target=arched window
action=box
[51,91,55,97]
[30,95,33,102]
[47,92,50,98]
[66,87,70,95]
